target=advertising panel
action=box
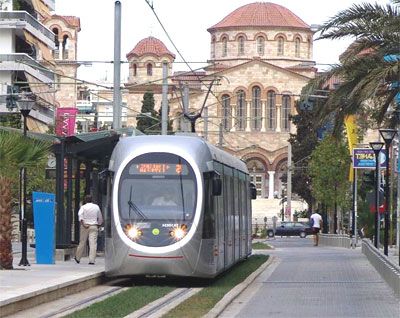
[352,148,386,169]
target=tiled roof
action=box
[51,15,81,31]
[208,2,309,32]
[126,37,175,59]
[171,71,206,90]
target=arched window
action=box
[133,64,137,76]
[222,36,228,57]
[277,36,284,56]
[236,90,246,131]
[251,86,261,131]
[238,36,245,55]
[282,95,291,132]
[266,90,276,130]
[62,35,69,59]
[295,38,301,57]
[257,36,265,55]
[222,94,231,131]
[307,39,311,59]
[52,29,60,59]
[147,63,153,76]
[211,36,216,58]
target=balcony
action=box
[0,53,54,83]
[41,0,56,11]
[0,11,55,48]
[76,100,94,114]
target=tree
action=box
[310,0,400,132]
[0,114,21,129]
[0,131,49,269]
[289,102,319,209]
[136,91,160,134]
[309,136,351,232]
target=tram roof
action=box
[114,134,248,173]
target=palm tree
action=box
[309,0,400,133]
[0,131,49,269]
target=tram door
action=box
[233,171,240,262]
[224,166,234,267]
[214,163,225,271]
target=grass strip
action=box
[252,242,272,249]
[66,285,174,318]
[163,254,269,318]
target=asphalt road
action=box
[220,237,400,318]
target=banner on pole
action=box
[55,107,78,137]
[345,115,358,181]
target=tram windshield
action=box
[118,153,197,221]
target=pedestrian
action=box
[74,195,103,265]
[310,211,323,246]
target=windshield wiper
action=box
[128,186,147,219]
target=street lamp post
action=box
[379,129,397,256]
[17,93,36,266]
[370,141,384,249]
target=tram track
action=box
[126,287,202,318]
[6,277,202,318]
[6,277,130,318]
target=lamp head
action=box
[17,93,36,114]
[369,141,384,155]
[379,129,397,144]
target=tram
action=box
[104,135,256,278]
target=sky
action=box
[55,0,390,83]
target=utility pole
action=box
[113,1,122,129]
[218,122,223,147]
[287,142,292,221]
[203,106,208,140]
[161,61,168,135]
[182,83,189,132]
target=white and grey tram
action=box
[104,135,256,278]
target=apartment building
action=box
[0,0,80,133]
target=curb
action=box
[0,272,105,317]
[204,255,275,318]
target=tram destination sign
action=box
[352,148,386,169]
[129,163,189,175]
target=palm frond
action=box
[0,132,50,178]
[318,2,399,41]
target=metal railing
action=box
[362,239,400,297]
[319,233,351,248]
[0,11,55,42]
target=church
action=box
[123,2,315,219]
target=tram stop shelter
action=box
[0,126,143,258]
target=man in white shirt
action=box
[310,211,323,246]
[74,195,103,264]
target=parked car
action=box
[267,222,313,238]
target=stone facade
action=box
[44,15,80,109]
[123,3,316,218]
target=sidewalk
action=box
[220,237,400,318]
[0,244,104,316]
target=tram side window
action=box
[203,176,216,239]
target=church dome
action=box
[126,36,175,59]
[208,2,309,32]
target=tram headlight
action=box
[124,224,142,240]
[170,224,187,240]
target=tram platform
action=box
[0,244,105,317]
